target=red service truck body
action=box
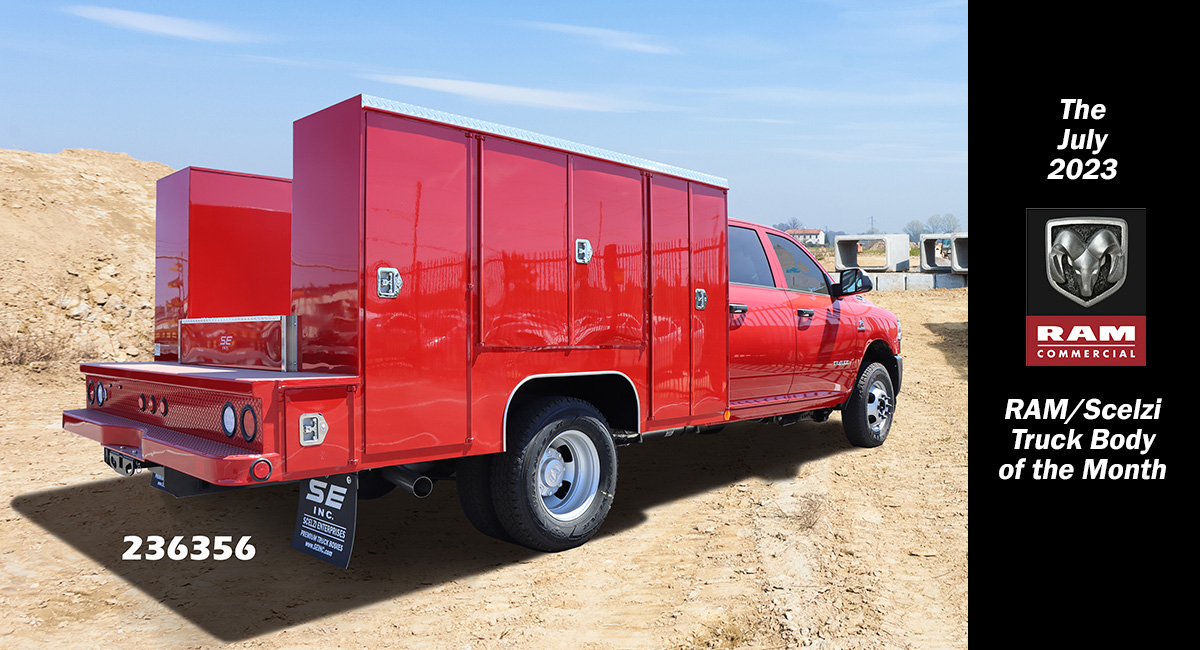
[63,96,901,560]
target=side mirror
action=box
[834,268,872,297]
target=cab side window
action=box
[729,226,775,288]
[768,233,829,295]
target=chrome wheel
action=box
[865,380,893,433]
[536,429,600,522]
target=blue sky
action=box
[1,1,967,233]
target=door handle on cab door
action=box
[796,308,815,318]
[730,304,749,314]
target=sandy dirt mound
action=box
[0,148,966,649]
[0,148,173,367]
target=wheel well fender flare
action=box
[502,372,641,451]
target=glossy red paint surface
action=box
[688,184,728,419]
[728,282,796,401]
[570,157,644,346]
[291,97,364,375]
[154,170,189,360]
[283,387,354,475]
[188,173,291,318]
[480,138,570,347]
[154,168,291,361]
[362,112,471,459]
[789,291,860,398]
[649,176,691,421]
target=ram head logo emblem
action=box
[1045,217,1127,307]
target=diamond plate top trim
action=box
[180,315,288,324]
[360,95,729,189]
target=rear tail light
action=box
[240,405,258,442]
[220,402,237,437]
[87,381,95,404]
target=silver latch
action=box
[695,288,708,310]
[299,413,329,447]
[377,267,402,298]
[575,239,593,264]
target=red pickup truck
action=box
[63,96,901,562]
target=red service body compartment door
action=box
[648,177,728,423]
[363,112,471,459]
[479,138,569,347]
[285,386,354,476]
[570,157,644,346]
[688,184,727,419]
[649,177,691,420]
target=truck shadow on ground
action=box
[925,321,968,380]
[13,419,851,641]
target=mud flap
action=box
[290,473,358,568]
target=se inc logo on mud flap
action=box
[291,474,358,568]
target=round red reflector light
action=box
[251,459,272,481]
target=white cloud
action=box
[702,116,798,125]
[727,84,968,108]
[63,5,267,43]
[361,74,665,112]
[779,144,967,165]
[518,21,678,54]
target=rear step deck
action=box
[80,362,358,390]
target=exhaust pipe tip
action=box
[381,465,434,498]
[409,475,433,498]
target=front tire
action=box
[842,362,895,448]
[490,397,617,552]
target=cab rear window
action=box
[768,233,829,295]
[729,226,774,287]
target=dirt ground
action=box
[0,149,967,649]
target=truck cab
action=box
[728,219,902,439]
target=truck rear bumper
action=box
[63,408,279,486]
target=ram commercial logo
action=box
[1026,213,1145,367]
[1027,316,1144,366]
